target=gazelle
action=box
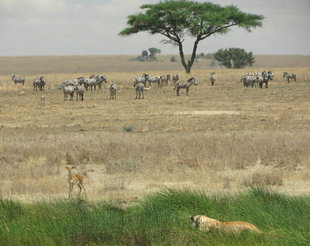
[66,166,87,199]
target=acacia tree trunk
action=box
[177,37,200,74]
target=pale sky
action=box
[0,0,309,56]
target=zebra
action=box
[241,73,256,88]
[253,72,263,88]
[73,83,84,101]
[11,74,25,85]
[210,72,215,86]
[83,75,105,91]
[259,71,271,88]
[174,77,197,96]
[283,72,296,83]
[60,82,75,101]
[172,73,180,84]
[133,80,150,99]
[89,75,107,89]
[134,74,149,87]
[160,74,171,87]
[97,75,107,89]
[33,75,46,91]
[109,81,117,100]
[148,76,161,88]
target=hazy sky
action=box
[0,0,309,56]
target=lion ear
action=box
[190,215,194,221]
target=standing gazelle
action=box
[66,166,87,199]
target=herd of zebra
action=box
[241,71,297,88]
[241,71,273,88]
[132,73,198,98]
[59,75,108,101]
[10,70,297,101]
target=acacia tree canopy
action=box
[119,0,263,73]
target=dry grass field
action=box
[0,58,310,202]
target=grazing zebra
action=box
[172,73,180,84]
[160,74,171,86]
[283,72,296,83]
[210,72,215,86]
[134,74,149,87]
[33,75,46,91]
[11,74,25,85]
[60,82,75,101]
[148,76,161,88]
[174,77,198,96]
[109,81,117,99]
[73,84,84,101]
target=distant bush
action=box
[170,56,177,62]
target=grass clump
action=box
[0,188,310,245]
[122,125,134,132]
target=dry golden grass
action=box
[1,65,310,201]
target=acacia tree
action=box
[214,48,255,68]
[119,0,263,74]
[148,47,161,60]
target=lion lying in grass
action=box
[190,215,262,235]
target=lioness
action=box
[190,215,262,235]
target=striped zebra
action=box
[148,76,161,88]
[172,73,180,84]
[11,74,25,85]
[259,71,272,88]
[210,72,215,86]
[134,74,149,87]
[160,74,171,86]
[73,84,84,101]
[84,76,102,91]
[174,77,198,96]
[109,81,117,100]
[33,75,46,91]
[133,80,150,99]
[60,82,75,101]
[283,72,296,83]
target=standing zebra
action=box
[60,82,75,101]
[134,74,149,87]
[11,74,25,85]
[148,76,161,88]
[172,73,180,84]
[210,72,215,86]
[73,83,85,101]
[33,75,46,91]
[259,71,271,88]
[283,72,296,83]
[174,77,198,96]
[109,81,117,100]
[160,74,171,86]
[133,80,150,99]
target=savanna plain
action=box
[0,55,310,245]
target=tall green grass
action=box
[1,188,309,245]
